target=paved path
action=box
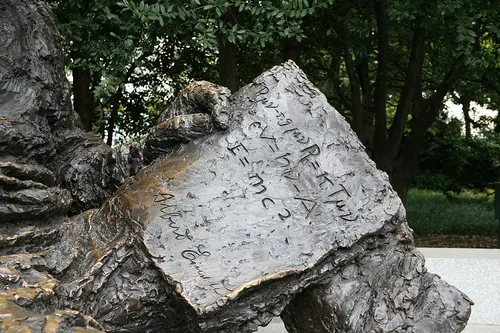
[257,323,500,332]
[420,248,500,326]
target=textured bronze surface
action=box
[0,0,472,332]
[138,62,401,311]
[59,62,471,333]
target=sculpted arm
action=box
[52,81,231,212]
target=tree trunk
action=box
[369,17,427,201]
[106,105,117,147]
[340,26,364,141]
[106,88,122,147]
[392,60,463,202]
[71,59,94,132]
[356,56,374,148]
[391,111,428,203]
[218,40,238,93]
[382,24,426,170]
[461,94,472,139]
[218,7,239,93]
[372,0,389,159]
[283,38,301,66]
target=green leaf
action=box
[466,30,477,38]
[159,4,166,15]
[194,22,204,31]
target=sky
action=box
[445,99,497,135]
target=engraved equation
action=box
[144,71,364,310]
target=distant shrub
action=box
[406,188,496,236]
[414,118,500,193]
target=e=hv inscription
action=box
[230,82,359,222]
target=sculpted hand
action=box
[142,81,231,163]
[46,82,230,213]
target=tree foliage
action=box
[49,0,500,201]
[294,0,500,199]
[415,117,500,193]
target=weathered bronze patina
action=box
[0,1,472,332]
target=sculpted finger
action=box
[155,113,214,141]
[0,162,57,187]
[0,162,72,221]
[0,186,72,222]
[143,113,213,163]
[158,81,231,129]
[142,81,231,164]
[0,175,48,191]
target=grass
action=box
[405,188,498,236]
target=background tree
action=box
[49,0,500,201]
[295,0,500,200]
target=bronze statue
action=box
[0,1,472,332]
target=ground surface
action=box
[414,234,498,248]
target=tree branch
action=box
[385,18,427,162]
[340,25,364,137]
[425,57,463,127]
[372,0,389,158]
